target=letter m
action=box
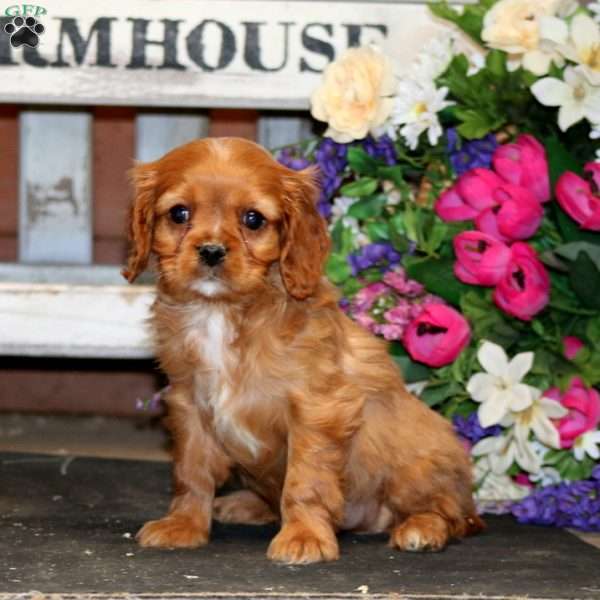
[53,18,117,67]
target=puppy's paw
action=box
[267,521,339,564]
[137,515,209,549]
[214,490,277,525]
[390,513,449,552]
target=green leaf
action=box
[460,291,522,348]
[347,194,387,220]
[569,251,600,310]
[555,242,600,269]
[330,220,356,255]
[554,204,600,245]
[485,49,507,78]
[325,253,351,285]
[455,108,504,140]
[544,135,582,188]
[404,256,472,306]
[586,315,600,347]
[347,147,379,177]
[340,177,379,198]
[365,221,390,242]
[389,342,432,383]
[420,381,463,408]
[377,165,404,188]
[429,0,490,43]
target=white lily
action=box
[501,391,568,449]
[467,341,538,427]
[472,431,541,474]
[573,429,600,460]
[547,14,600,86]
[474,456,530,504]
[531,66,600,131]
[387,80,453,150]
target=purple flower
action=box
[511,477,600,531]
[447,128,498,176]
[453,413,502,444]
[361,135,397,166]
[276,147,311,171]
[315,138,348,203]
[348,242,401,276]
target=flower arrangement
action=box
[275,0,600,530]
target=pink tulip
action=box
[435,185,479,222]
[403,304,471,367]
[545,377,600,449]
[562,336,585,360]
[475,183,543,242]
[493,242,550,321]
[456,168,504,212]
[453,231,511,286]
[556,166,600,231]
[493,134,550,203]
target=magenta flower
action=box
[492,134,550,203]
[456,168,504,212]
[493,242,550,321]
[475,183,544,242]
[403,304,471,367]
[563,336,585,361]
[434,185,479,221]
[383,268,424,296]
[545,378,600,449]
[453,231,512,286]
[556,163,600,231]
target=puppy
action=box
[123,137,483,564]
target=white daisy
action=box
[531,66,600,131]
[573,430,600,461]
[467,341,538,428]
[388,80,453,150]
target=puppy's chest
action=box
[180,306,277,459]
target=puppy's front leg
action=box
[267,395,346,564]
[137,386,231,549]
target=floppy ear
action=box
[122,161,157,283]
[280,166,331,300]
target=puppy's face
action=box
[123,138,330,302]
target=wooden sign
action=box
[0,0,465,109]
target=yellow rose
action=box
[481,0,564,75]
[310,47,396,143]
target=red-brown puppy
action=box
[123,137,483,564]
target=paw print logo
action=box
[4,16,45,48]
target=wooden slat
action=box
[0,105,18,261]
[93,107,136,264]
[208,109,258,140]
[19,110,93,264]
[258,112,313,150]
[135,112,209,162]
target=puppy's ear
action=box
[280,166,330,300]
[122,161,157,283]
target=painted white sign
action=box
[0,0,465,109]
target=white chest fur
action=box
[181,304,261,457]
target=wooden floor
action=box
[0,413,598,550]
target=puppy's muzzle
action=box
[198,244,227,267]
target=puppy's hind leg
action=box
[390,512,449,552]
[214,490,278,525]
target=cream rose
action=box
[310,46,396,143]
[481,0,565,75]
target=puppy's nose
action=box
[197,244,227,267]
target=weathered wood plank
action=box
[258,113,314,150]
[0,1,467,109]
[19,110,92,264]
[135,113,209,162]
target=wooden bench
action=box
[0,0,463,359]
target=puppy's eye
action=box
[169,204,190,224]
[242,210,266,231]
